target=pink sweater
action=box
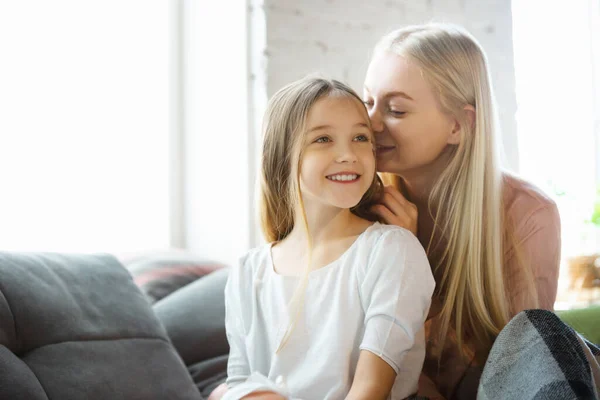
[421,174,561,399]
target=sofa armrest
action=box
[0,252,202,400]
[153,268,229,366]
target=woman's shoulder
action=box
[501,173,561,311]
[502,173,559,224]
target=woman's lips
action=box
[376,144,396,155]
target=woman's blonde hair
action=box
[259,76,382,351]
[376,23,536,355]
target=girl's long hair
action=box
[259,76,382,352]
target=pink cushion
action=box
[121,251,225,304]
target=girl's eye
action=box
[354,134,370,142]
[314,136,331,143]
[363,100,374,108]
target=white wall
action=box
[186,0,519,264]
[263,0,519,170]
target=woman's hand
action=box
[371,185,418,236]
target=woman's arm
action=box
[345,350,396,400]
[507,203,561,314]
[417,373,446,400]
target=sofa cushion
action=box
[0,252,201,400]
[123,252,225,304]
[154,268,229,367]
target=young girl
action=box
[220,77,435,400]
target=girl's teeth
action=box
[328,174,358,181]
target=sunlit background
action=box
[0,0,599,309]
[512,0,600,308]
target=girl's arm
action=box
[241,392,287,400]
[220,258,289,400]
[345,350,396,400]
[211,387,286,400]
[346,354,448,400]
[353,228,436,399]
[224,258,251,386]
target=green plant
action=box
[586,186,600,227]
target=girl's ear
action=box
[448,104,476,145]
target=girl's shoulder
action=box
[354,223,435,295]
[360,222,421,247]
[228,243,271,287]
[355,222,427,263]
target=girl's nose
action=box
[336,145,358,164]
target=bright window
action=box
[512,0,600,307]
[0,1,170,253]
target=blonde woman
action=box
[363,23,561,398]
[217,76,435,400]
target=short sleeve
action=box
[224,255,251,387]
[359,228,435,373]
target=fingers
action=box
[372,204,397,224]
[383,185,418,219]
[384,185,408,205]
[372,204,418,236]
[371,185,418,235]
[381,191,404,217]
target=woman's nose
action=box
[368,107,384,133]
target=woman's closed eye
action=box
[388,107,406,117]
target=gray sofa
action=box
[0,252,224,400]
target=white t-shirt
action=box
[223,222,435,400]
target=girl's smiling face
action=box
[299,95,376,211]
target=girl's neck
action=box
[287,205,364,246]
[271,204,373,277]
